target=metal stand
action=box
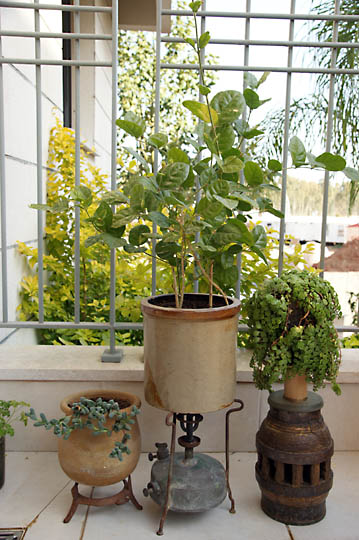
[225,398,244,513]
[155,398,245,535]
[156,413,177,536]
[63,475,142,523]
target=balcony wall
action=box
[0,346,358,454]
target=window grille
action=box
[0,0,358,354]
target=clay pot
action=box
[141,293,241,413]
[57,389,141,486]
[284,374,307,402]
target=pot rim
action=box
[141,293,240,321]
[60,389,141,416]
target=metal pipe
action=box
[319,0,340,275]
[0,30,112,40]
[159,63,359,75]
[62,0,72,128]
[74,1,81,324]
[278,0,296,276]
[0,58,112,67]
[161,36,359,49]
[151,0,162,297]
[0,11,8,322]
[236,0,251,300]
[0,1,111,12]
[161,9,359,22]
[35,0,44,322]
[107,0,121,358]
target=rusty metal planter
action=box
[141,293,241,414]
[255,391,334,525]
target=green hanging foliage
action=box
[246,269,342,395]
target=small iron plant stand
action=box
[144,400,244,536]
[64,476,142,523]
[255,375,334,525]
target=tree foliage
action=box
[118,0,218,143]
[262,0,359,211]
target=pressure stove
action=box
[144,400,244,535]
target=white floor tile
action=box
[0,451,358,540]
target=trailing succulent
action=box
[245,269,342,395]
[27,397,140,461]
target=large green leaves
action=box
[117,112,145,138]
[157,162,190,189]
[315,152,346,171]
[289,136,307,167]
[183,100,219,125]
[210,90,245,125]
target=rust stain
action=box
[145,364,164,409]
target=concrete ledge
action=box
[0,346,358,453]
[0,345,357,382]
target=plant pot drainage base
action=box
[63,475,142,523]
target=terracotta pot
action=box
[57,389,141,486]
[141,293,241,413]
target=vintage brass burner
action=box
[144,401,244,535]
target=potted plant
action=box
[27,389,142,522]
[245,269,342,525]
[0,399,30,489]
[31,2,346,413]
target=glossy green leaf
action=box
[147,211,171,229]
[221,252,234,269]
[268,159,282,172]
[216,125,236,153]
[129,184,144,211]
[168,147,190,164]
[100,233,127,249]
[344,167,359,181]
[71,185,92,207]
[189,1,201,12]
[222,155,244,173]
[199,31,211,49]
[148,132,168,149]
[155,241,180,263]
[158,162,190,188]
[184,37,196,48]
[244,161,264,186]
[315,152,346,171]
[183,100,219,125]
[129,224,151,246]
[210,90,245,125]
[213,195,238,210]
[197,198,223,220]
[101,191,128,205]
[117,112,145,138]
[243,88,260,110]
[252,224,267,249]
[289,136,307,167]
[243,72,258,89]
[199,84,211,96]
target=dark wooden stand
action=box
[63,475,142,523]
[255,391,333,525]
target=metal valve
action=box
[143,481,160,497]
[148,442,169,462]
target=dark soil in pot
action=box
[148,293,232,309]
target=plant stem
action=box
[171,267,180,308]
[189,244,228,305]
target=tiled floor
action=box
[0,451,358,540]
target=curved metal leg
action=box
[225,399,244,514]
[156,413,177,536]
